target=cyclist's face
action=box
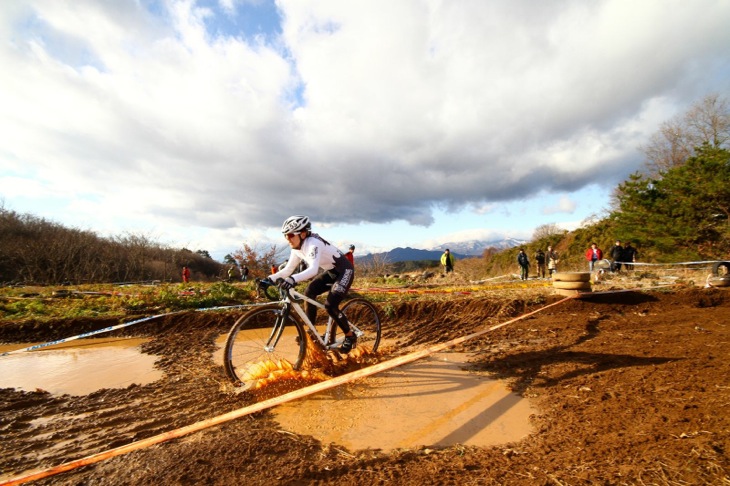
[285,232,303,249]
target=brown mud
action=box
[1,287,729,485]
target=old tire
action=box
[712,262,730,277]
[707,277,730,288]
[552,281,592,291]
[552,272,591,282]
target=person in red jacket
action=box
[345,245,355,266]
[181,265,191,283]
[585,243,603,271]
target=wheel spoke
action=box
[224,306,305,385]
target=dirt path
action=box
[1,288,729,485]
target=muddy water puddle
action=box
[273,352,536,451]
[0,338,162,395]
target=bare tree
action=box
[642,93,729,177]
[686,93,730,148]
[0,208,226,284]
[358,253,392,277]
[232,241,287,278]
[532,223,564,241]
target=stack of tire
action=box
[552,272,592,296]
[707,261,730,288]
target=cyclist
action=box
[268,215,358,352]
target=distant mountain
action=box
[430,238,527,256]
[355,239,526,264]
[356,247,461,264]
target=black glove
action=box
[276,277,296,290]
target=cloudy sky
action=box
[1,1,729,259]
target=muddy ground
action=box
[1,286,729,485]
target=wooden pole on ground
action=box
[2,296,575,486]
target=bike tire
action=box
[223,304,306,385]
[331,299,382,353]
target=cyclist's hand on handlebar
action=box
[276,277,296,290]
[256,277,274,287]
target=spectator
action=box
[270,264,277,275]
[517,248,530,280]
[623,242,638,270]
[345,245,355,267]
[241,265,249,282]
[585,242,603,271]
[227,266,236,282]
[610,240,624,272]
[441,249,455,273]
[546,245,559,277]
[182,265,191,283]
[534,249,546,278]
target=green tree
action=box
[223,254,237,265]
[612,145,730,260]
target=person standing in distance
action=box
[546,245,559,277]
[610,240,624,273]
[441,249,455,273]
[585,242,603,272]
[623,242,638,271]
[345,245,355,267]
[181,265,191,283]
[517,248,530,280]
[269,216,358,353]
[534,248,546,278]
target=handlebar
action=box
[256,278,304,303]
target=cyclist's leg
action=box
[324,266,354,330]
[304,273,333,324]
[325,267,356,351]
[325,290,349,332]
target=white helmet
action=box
[281,215,310,234]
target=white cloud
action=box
[543,195,577,216]
[1,0,728,256]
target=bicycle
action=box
[223,278,381,386]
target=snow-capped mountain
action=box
[430,238,527,256]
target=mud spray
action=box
[242,333,381,400]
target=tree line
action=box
[0,208,225,285]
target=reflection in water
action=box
[0,338,162,396]
[274,353,536,451]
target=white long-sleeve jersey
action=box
[269,233,350,284]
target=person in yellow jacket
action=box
[441,249,455,273]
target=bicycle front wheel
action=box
[224,305,306,385]
[341,298,381,352]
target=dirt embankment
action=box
[1,288,729,485]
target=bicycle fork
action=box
[264,304,291,353]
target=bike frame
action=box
[279,288,361,351]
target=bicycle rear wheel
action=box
[335,298,381,352]
[224,305,306,385]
